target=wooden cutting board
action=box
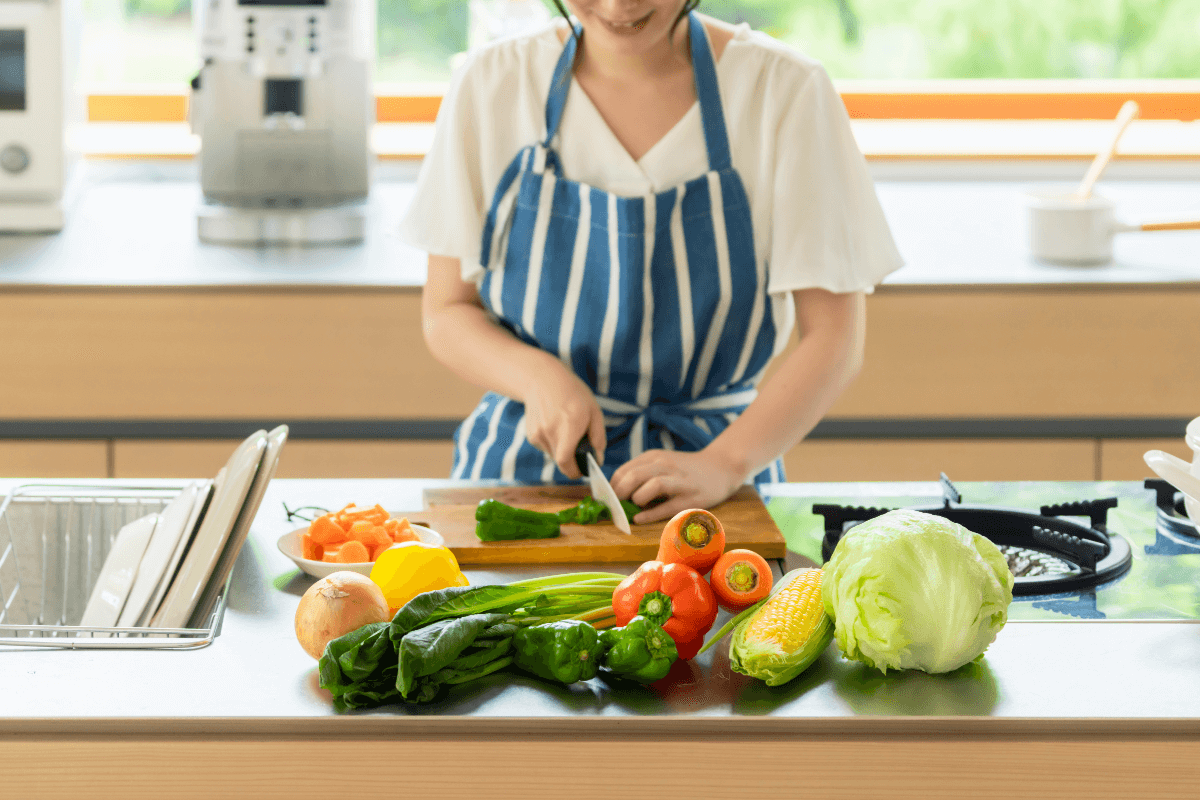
[391,484,787,565]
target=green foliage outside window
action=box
[82,0,1200,84]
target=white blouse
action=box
[399,18,903,301]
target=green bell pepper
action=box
[556,497,643,525]
[599,615,678,683]
[474,499,561,542]
[512,620,604,684]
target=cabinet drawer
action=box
[0,441,109,479]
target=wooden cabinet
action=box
[1,286,1195,483]
[0,441,108,479]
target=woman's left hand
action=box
[610,448,747,525]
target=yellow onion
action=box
[294,571,390,659]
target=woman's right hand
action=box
[522,362,607,480]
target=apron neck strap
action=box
[543,25,580,147]
[687,12,732,172]
[543,13,732,172]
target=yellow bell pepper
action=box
[369,541,469,612]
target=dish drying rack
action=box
[0,484,230,649]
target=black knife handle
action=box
[575,437,595,476]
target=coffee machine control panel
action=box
[198,0,371,80]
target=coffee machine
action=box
[0,0,79,232]
[190,0,374,245]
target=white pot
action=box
[1026,190,1200,266]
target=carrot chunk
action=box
[324,540,370,564]
[301,531,324,561]
[308,515,348,545]
[390,517,419,543]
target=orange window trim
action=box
[88,84,1200,124]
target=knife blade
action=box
[574,440,632,535]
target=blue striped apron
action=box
[453,12,785,488]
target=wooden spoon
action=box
[1074,100,1140,201]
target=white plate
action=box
[186,424,289,628]
[150,430,268,629]
[277,524,445,579]
[79,513,160,635]
[143,477,216,626]
[116,481,201,631]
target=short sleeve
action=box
[765,65,903,295]
[396,54,488,283]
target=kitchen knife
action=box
[574,439,632,535]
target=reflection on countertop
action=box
[0,159,1197,290]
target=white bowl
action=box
[277,524,446,579]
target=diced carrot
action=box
[308,515,347,545]
[337,504,389,528]
[324,540,370,564]
[301,531,323,561]
[390,517,419,543]
[349,520,391,550]
[370,542,393,562]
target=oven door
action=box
[0,0,63,202]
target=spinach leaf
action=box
[396,612,509,698]
[319,622,402,712]
[452,637,512,671]
[388,585,481,641]
[388,584,534,642]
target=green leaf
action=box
[396,612,509,698]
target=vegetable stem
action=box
[441,655,514,685]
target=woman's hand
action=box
[610,448,748,525]
[522,363,607,480]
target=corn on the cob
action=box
[728,567,833,686]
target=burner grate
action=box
[1000,545,1074,578]
[814,475,1132,596]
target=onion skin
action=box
[295,571,391,659]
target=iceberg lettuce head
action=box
[821,509,1014,674]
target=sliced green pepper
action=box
[556,497,643,525]
[599,615,678,683]
[475,499,561,542]
[512,620,604,684]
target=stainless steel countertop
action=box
[0,161,1197,290]
[5,477,1200,734]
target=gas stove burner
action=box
[1145,478,1197,539]
[813,474,1132,597]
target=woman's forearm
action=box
[421,255,569,404]
[705,289,866,481]
[422,299,568,404]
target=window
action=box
[83,0,1200,86]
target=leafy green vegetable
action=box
[318,622,400,712]
[822,509,1014,674]
[397,613,509,698]
[318,573,625,709]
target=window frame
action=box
[87,80,1200,123]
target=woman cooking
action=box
[402,0,902,524]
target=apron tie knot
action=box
[596,387,759,454]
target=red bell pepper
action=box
[612,561,718,659]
